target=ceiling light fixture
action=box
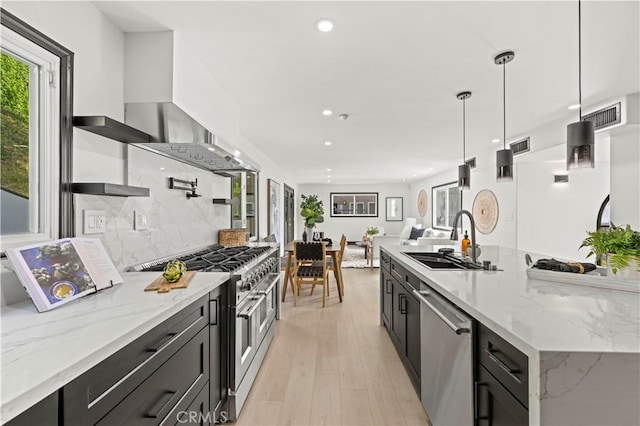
[457,91,472,190]
[495,51,515,182]
[324,141,332,146]
[316,18,334,32]
[492,138,500,143]
[326,168,331,172]
[338,113,349,120]
[567,0,595,170]
[568,104,581,110]
[322,109,333,116]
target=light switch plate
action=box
[134,210,149,230]
[84,210,106,234]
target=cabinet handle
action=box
[145,390,178,418]
[474,382,489,423]
[210,300,218,325]
[146,333,177,353]
[399,294,407,314]
[485,347,521,384]
[385,279,392,294]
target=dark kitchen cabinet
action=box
[5,392,58,426]
[62,295,212,425]
[475,323,529,425]
[380,269,393,327]
[476,365,528,426]
[381,250,421,394]
[209,285,229,422]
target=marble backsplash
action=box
[1,146,233,306]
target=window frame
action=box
[330,192,379,218]
[1,8,73,250]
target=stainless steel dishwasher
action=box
[413,283,473,426]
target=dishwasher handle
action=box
[413,289,471,335]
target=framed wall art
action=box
[267,179,281,242]
[385,197,403,221]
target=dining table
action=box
[281,240,344,304]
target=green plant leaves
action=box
[580,224,640,273]
[300,194,325,228]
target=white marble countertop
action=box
[382,244,640,356]
[0,271,229,423]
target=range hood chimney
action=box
[124,102,260,175]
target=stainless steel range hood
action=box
[124,102,260,175]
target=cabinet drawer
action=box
[64,296,209,425]
[6,392,58,426]
[404,269,421,292]
[164,382,210,426]
[380,250,391,272]
[476,365,528,425]
[97,326,210,425]
[390,257,405,282]
[477,323,529,408]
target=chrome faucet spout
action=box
[451,209,478,264]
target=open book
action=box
[5,238,123,312]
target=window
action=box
[1,9,73,251]
[330,193,378,217]
[432,181,461,230]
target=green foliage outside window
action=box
[1,52,30,198]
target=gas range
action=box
[130,243,280,304]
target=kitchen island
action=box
[381,244,640,426]
[1,271,229,424]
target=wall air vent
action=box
[582,102,621,131]
[510,137,530,156]
[465,157,476,169]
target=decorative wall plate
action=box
[472,189,499,234]
[417,189,428,217]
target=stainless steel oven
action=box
[235,292,262,386]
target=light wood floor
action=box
[236,267,429,426]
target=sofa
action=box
[370,224,454,259]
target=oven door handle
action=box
[237,295,265,319]
[258,274,279,296]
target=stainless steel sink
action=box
[403,252,484,271]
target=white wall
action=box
[1,2,296,306]
[298,183,410,242]
[410,112,613,261]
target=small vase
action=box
[607,256,640,281]
[302,230,308,242]
[306,227,314,242]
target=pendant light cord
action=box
[503,62,506,150]
[462,98,466,162]
[578,0,582,119]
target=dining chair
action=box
[293,241,330,307]
[312,234,346,297]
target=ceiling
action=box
[94,1,639,184]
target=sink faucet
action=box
[450,210,478,264]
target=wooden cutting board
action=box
[144,271,196,293]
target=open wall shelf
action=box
[71,183,150,197]
[73,116,152,144]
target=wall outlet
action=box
[84,210,106,234]
[134,210,149,230]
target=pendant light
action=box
[495,51,515,182]
[457,91,472,190]
[567,0,595,169]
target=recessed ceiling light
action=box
[233,150,241,156]
[413,174,417,177]
[568,104,581,110]
[326,168,331,172]
[324,141,332,146]
[207,147,216,152]
[327,179,331,183]
[427,167,433,171]
[160,167,165,170]
[322,109,333,116]
[327,175,331,178]
[492,138,500,143]
[316,18,334,32]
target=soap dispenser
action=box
[461,230,470,255]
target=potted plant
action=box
[580,224,640,279]
[365,226,379,241]
[300,194,324,241]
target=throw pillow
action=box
[409,226,424,240]
[400,225,413,239]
